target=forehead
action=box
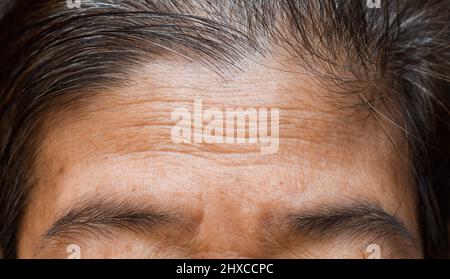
[17,57,420,258]
[32,57,411,214]
[40,57,393,156]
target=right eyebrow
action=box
[39,197,183,249]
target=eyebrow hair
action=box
[39,197,180,249]
[38,197,417,256]
[285,201,416,247]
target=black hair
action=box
[0,0,449,258]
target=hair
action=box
[0,0,449,258]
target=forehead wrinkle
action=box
[34,55,409,190]
[31,75,408,205]
[48,105,373,161]
[36,53,403,158]
[34,67,408,180]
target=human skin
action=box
[16,56,421,259]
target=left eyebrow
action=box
[38,196,184,249]
[284,201,416,246]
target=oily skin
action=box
[17,58,421,258]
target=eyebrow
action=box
[285,201,416,246]
[39,197,181,249]
[39,198,416,252]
